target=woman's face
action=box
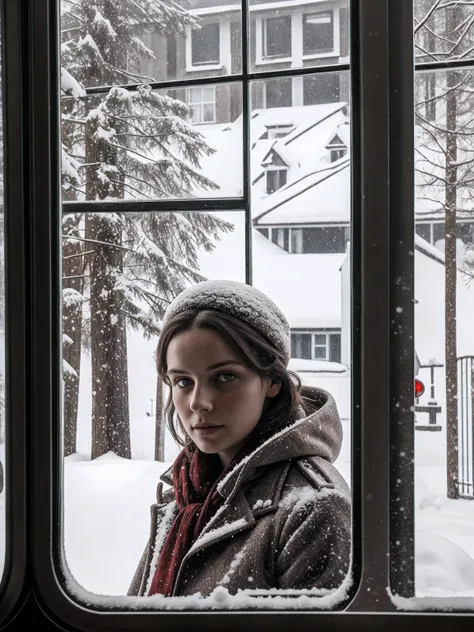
[166,327,281,468]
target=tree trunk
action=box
[85,111,130,460]
[86,212,131,460]
[445,17,460,499]
[154,373,166,461]
[62,213,84,456]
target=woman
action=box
[128,280,351,598]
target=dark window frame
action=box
[2,0,474,629]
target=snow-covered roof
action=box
[253,249,345,329]
[253,160,350,225]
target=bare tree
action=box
[415,0,474,498]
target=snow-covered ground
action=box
[60,404,474,600]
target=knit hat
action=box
[162,280,291,365]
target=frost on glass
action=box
[61,210,245,595]
[250,0,349,72]
[413,0,474,601]
[0,16,5,580]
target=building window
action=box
[303,12,334,56]
[300,226,347,253]
[262,16,291,60]
[266,124,294,139]
[271,227,290,252]
[265,77,292,108]
[291,331,342,363]
[330,147,346,162]
[187,86,216,124]
[415,223,431,243]
[266,168,287,194]
[191,23,220,67]
[303,73,340,105]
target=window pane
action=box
[414,63,474,597]
[251,71,352,603]
[61,1,242,88]
[61,210,246,595]
[191,23,220,66]
[265,77,292,108]
[61,83,243,202]
[313,334,326,345]
[415,0,474,64]
[303,12,334,56]
[291,333,312,359]
[251,1,350,72]
[263,16,291,59]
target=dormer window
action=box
[266,123,294,139]
[266,167,287,194]
[326,133,347,162]
[330,147,346,162]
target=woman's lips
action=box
[193,425,223,436]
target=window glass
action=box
[303,12,334,56]
[304,73,341,105]
[263,16,292,60]
[58,0,352,609]
[266,169,287,194]
[313,333,328,359]
[187,86,217,124]
[61,210,246,595]
[251,1,349,72]
[265,77,292,108]
[191,23,220,66]
[61,0,241,87]
[61,83,242,202]
[414,0,474,597]
[303,226,347,254]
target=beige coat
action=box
[128,386,351,597]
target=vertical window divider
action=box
[346,0,393,611]
[387,0,416,599]
[0,0,28,623]
[242,0,252,285]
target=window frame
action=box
[186,85,217,124]
[185,21,224,72]
[302,11,335,58]
[0,0,28,626]
[255,8,340,67]
[20,0,474,629]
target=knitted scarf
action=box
[147,448,226,597]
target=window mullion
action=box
[347,0,393,611]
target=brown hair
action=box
[156,308,303,451]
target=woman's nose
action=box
[189,384,213,413]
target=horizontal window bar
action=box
[62,198,247,214]
[415,58,474,72]
[64,63,351,98]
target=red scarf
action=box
[147,449,226,597]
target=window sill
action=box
[255,57,292,66]
[302,51,339,60]
[186,64,223,73]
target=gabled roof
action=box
[253,159,350,224]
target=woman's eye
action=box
[174,377,192,388]
[217,372,236,383]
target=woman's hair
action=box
[156,308,303,451]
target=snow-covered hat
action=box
[163,280,291,365]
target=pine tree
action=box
[61,0,232,459]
